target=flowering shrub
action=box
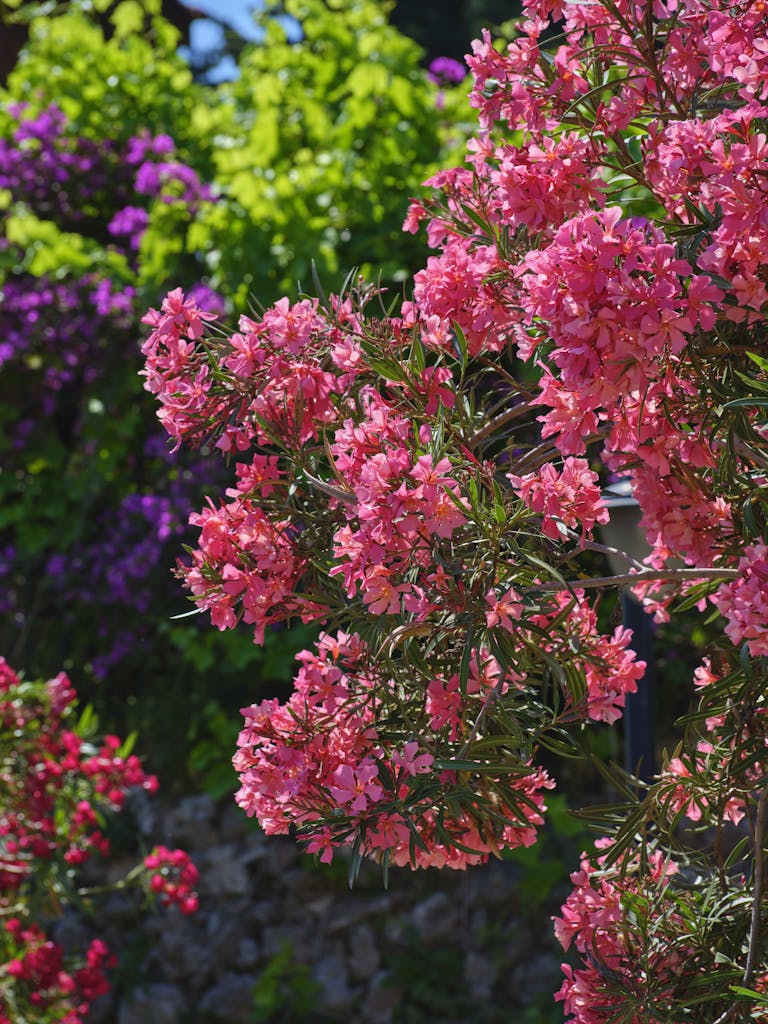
[0,656,197,1023]
[143,0,768,1014]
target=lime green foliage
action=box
[2,5,205,161]
[187,0,471,305]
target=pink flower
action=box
[485,587,523,631]
[329,761,384,814]
[508,458,608,541]
[391,742,434,777]
[711,542,768,656]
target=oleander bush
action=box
[141,0,768,1017]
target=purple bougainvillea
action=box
[0,104,224,683]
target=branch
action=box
[468,403,533,447]
[566,534,649,573]
[458,675,507,758]
[532,567,739,592]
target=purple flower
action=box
[133,160,214,211]
[108,205,149,250]
[188,282,227,319]
[428,56,466,86]
[125,133,175,165]
[91,278,136,318]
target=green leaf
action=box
[76,703,99,738]
[117,730,138,758]
[363,355,409,383]
[730,986,768,1004]
[723,397,768,409]
[348,830,364,889]
[458,625,474,693]
[433,759,504,773]
[452,322,468,368]
[410,335,426,374]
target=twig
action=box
[711,995,739,1023]
[457,675,507,758]
[303,471,356,505]
[468,403,533,447]
[567,534,649,573]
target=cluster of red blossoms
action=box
[144,845,199,915]
[1,921,113,1024]
[0,658,197,1022]
[0,657,157,886]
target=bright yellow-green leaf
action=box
[111,0,144,37]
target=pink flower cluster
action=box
[662,744,747,828]
[144,290,475,642]
[657,654,768,829]
[144,846,199,914]
[508,458,608,542]
[181,494,322,643]
[234,631,553,869]
[402,0,768,616]
[531,591,645,724]
[554,844,686,1024]
[140,288,221,448]
[711,542,768,657]
[141,290,363,454]
[519,209,713,403]
[329,419,468,618]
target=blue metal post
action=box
[621,592,656,784]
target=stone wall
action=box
[65,793,565,1024]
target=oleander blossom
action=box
[508,458,608,542]
[711,542,768,657]
[181,493,327,643]
[554,843,688,1024]
[233,632,554,870]
[142,0,768,997]
[0,658,197,1023]
[661,743,747,827]
[1,921,115,1024]
[144,846,199,914]
[530,590,645,724]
